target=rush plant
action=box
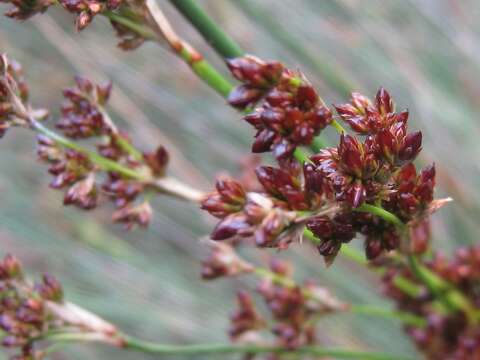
[0,1,478,359]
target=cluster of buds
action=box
[380,246,480,359]
[1,0,123,31]
[0,254,122,359]
[37,136,98,209]
[227,56,333,159]
[203,88,437,263]
[57,76,113,138]
[1,0,152,49]
[0,54,47,137]
[0,254,60,359]
[59,0,123,31]
[228,258,345,357]
[0,54,173,229]
[44,76,171,229]
[201,174,316,249]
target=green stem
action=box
[304,229,423,297]
[178,48,233,97]
[253,267,295,288]
[124,338,412,359]
[103,11,157,40]
[169,0,244,58]
[255,265,424,327]
[354,204,405,229]
[103,11,234,98]
[293,147,312,164]
[354,204,478,322]
[407,254,478,322]
[46,332,414,359]
[115,136,144,162]
[331,119,346,134]
[30,120,204,202]
[32,121,143,180]
[340,243,366,265]
[350,305,426,327]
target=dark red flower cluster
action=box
[255,259,318,350]
[227,56,332,159]
[229,258,343,357]
[201,175,311,248]
[226,56,284,109]
[2,0,152,50]
[381,246,480,360]
[384,163,435,221]
[60,0,123,31]
[32,75,172,229]
[57,76,113,138]
[37,134,98,209]
[0,54,47,137]
[1,0,123,30]
[0,254,63,359]
[304,88,434,262]
[203,88,436,263]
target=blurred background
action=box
[1,0,479,358]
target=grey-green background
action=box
[1,0,479,358]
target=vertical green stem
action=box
[169,0,244,58]
[178,48,234,97]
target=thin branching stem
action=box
[45,332,414,360]
[169,0,244,58]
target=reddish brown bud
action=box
[112,202,153,230]
[63,174,97,209]
[201,242,253,280]
[201,177,246,219]
[210,213,250,240]
[226,55,283,88]
[143,146,169,177]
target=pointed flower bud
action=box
[335,88,407,135]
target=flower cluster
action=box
[1,0,153,50]
[305,87,434,261]
[37,135,98,209]
[381,246,480,360]
[0,254,122,359]
[1,0,124,31]
[57,76,113,138]
[0,54,47,137]
[227,56,332,159]
[201,174,317,248]
[204,86,437,263]
[60,0,123,31]
[0,55,174,229]
[41,76,171,229]
[228,258,344,357]
[0,254,63,359]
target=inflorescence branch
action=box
[1,0,479,359]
